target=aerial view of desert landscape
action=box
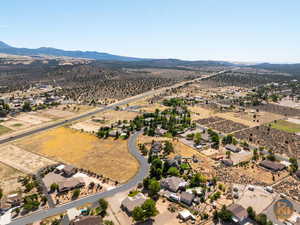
[0,1,300,225]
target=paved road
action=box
[0,70,228,145]
[9,131,149,225]
[6,71,228,224]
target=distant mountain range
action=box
[0,41,142,61]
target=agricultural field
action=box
[15,127,139,182]
[0,162,24,194]
[270,120,300,133]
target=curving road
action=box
[6,71,228,225]
[9,131,149,225]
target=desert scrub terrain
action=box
[0,162,24,194]
[15,127,139,182]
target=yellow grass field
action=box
[188,106,215,120]
[15,127,139,182]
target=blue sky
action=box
[1,0,300,62]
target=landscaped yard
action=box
[270,120,300,133]
[15,127,139,182]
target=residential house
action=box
[57,178,85,193]
[221,159,233,167]
[166,155,182,168]
[6,193,22,207]
[62,165,77,177]
[228,204,248,224]
[121,193,147,214]
[151,141,162,154]
[225,144,241,153]
[180,192,195,206]
[160,176,187,192]
[155,127,167,136]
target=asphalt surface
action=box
[0,70,227,145]
[5,71,227,224]
[9,131,149,225]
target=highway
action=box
[9,131,149,225]
[0,70,227,145]
[6,71,227,224]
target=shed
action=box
[259,160,285,172]
[178,209,195,221]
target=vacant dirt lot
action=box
[0,144,55,174]
[188,106,215,120]
[0,162,24,194]
[93,110,139,125]
[236,110,284,125]
[70,120,100,133]
[16,127,139,182]
[0,124,12,135]
[217,162,289,186]
[1,112,53,131]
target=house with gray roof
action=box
[160,176,187,193]
[121,193,147,214]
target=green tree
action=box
[132,199,159,222]
[22,102,32,112]
[148,179,160,196]
[132,206,144,222]
[247,206,256,220]
[252,148,259,161]
[98,198,108,216]
[256,214,268,225]
[190,173,207,187]
[103,220,114,225]
[194,132,202,145]
[167,167,179,176]
[226,151,231,159]
[141,199,158,219]
[218,205,232,222]
[289,157,298,173]
[72,189,80,199]
[50,183,58,192]
[163,141,174,155]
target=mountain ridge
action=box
[0,41,143,61]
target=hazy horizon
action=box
[1,0,300,63]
